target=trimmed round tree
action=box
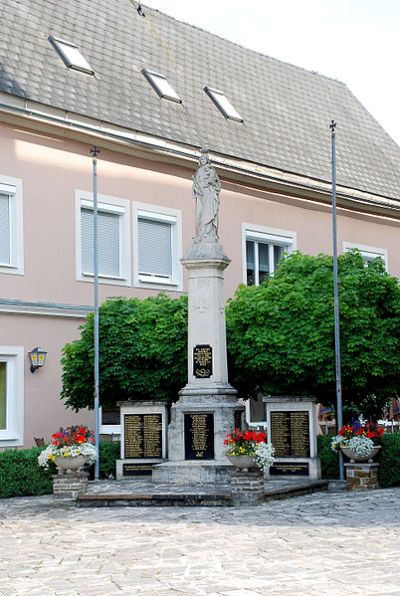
[61,293,187,411]
[226,251,400,420]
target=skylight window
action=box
[204,86,243,122]
[49,36,94,75]
[142,69,181,103]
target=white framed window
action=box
[100,407,121,436]
[204,86,243,122]
[243,224,296,285]
[142,69,181,103]
[49,36,94,75]
[0,176,24,276]
[343,242,388,270]
[75,191,131,286]
[0,346,24,447]
[133,203,182,290]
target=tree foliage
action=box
[61,294,187,411]
[226,251,400,420]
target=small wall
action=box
[264,396,321,480]
[116,401,167,479]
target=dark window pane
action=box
[258,242,269,283]
[246,241,255,285]
[102,408,120,425]
[273,245,284,271]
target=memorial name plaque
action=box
[270,411,310,458]
[270,462,309,476]
[124,413,163,459]
[184,412,214,460]
[193,344,213,378]
[123,463,153,476]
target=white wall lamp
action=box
[28,347,48,373]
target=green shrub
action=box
[99,441,120,478]
[377,433,400,487]
[317,435,339,479]
[0,447,53,498]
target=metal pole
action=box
[330,121,344,481]
[91,146,100,480]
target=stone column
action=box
[152,149,238,485]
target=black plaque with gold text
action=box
[184,412,214,460]
[124,413,163,459]
[123,463,153,476]
[270,411,310,458]
[193,345,213,378]
[270,462,309,476]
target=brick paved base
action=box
[53,471,89,499]
[344,462,379,490]
[230,467,264,505]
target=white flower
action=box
[330,434,349,452]
[347,435,374,457]
[254,442,275,469]
[37,442,97,468]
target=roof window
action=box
[142,69,181,103]
[49,36,94,75]
[204,86,243,122]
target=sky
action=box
[142,0,400,146]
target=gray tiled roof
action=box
[1,0,400,200]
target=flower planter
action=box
[226,455,258,469]
[54,455,88,472]
[341,445,381,463]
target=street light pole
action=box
[91,145,100,480]
[330,121,344,481]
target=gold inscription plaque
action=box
[124,413,163,459]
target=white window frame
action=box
[133,202,182,291]
[49,36,94,75]
[0,175,24,276]
[204,86,243,122]
[75,191,131,286]
[242,223,296,285]
[99,406,121,436]
[142,69,182,103]
[343,241,388,270]
[0,346,24,447]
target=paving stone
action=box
[0,488,399,594]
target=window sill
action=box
[79,272,130,286]
[0,263,23,276]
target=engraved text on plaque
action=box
[124,413,163,459]
[193,345,213,378]
[184,412,214,460]
[270,411,310,458]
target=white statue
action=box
[192,148,221,243]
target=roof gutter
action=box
[1,97,399,218]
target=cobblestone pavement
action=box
[0,487,399,596]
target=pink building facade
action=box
[1,1,400,447]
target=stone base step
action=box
[77,492,231,507]
[76,479,329,507]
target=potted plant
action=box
[38,425,97,473]
[224,428,275,470]
[331,419,384,462]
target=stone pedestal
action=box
[345,462,379,490]
[53,471,89,499]
[230,468,264,505]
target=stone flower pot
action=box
[341,445,381,463]
[226,454,258,469]
[54,455,88,473]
